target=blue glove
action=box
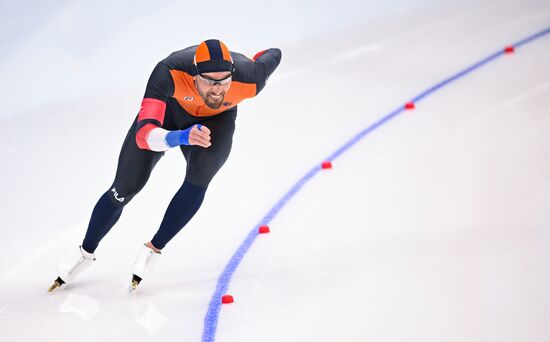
[165,124,202,147]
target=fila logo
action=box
[111,187,125,202]
[184,96,194,101]
[223,101,232,106]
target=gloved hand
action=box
[166,124,211,148]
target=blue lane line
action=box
[202,164,321,340]
[202,26,550,342]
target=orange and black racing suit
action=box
[82,46,282,252]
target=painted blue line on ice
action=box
[202,165,321,342]
[202,26,550,342]
[513,27,550,48]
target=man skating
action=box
[48,39,282,292]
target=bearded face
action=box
[195,71,232,109]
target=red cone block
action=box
[504,46,515,54]
[322,161,332,169]
[222,295,234,304]
[259,225,270,234]
[405,102,415,110]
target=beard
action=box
[201,89,225,109]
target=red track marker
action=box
[405,102,415,110]
[222,295,234,304]
[322,161,332,169]
[259,225,270,234]
[504,46,515,54]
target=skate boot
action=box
[48,246,96,292]
[130,244,161,291]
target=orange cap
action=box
[194,39,234,74]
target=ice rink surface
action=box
[1,0,549,341]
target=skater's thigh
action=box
[180,110,236,188]
[111,119,164,203]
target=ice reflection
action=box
[59,293,100,321]
[135,302,168,334]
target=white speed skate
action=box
[130,244,161,291]
[48,246,96,292]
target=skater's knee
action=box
[185,157,226,188]
[183,174,212,189]
[107,185,139,206]
[109,177,148,206]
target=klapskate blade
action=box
[47,277,65,293]
[129,274,141,293]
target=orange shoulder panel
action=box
[170,69,195,99]
[224,81,256,104]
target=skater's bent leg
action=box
[82,191,123,253]
[150,181,207,250]
[82,117,164,253]
[150,110,236,250]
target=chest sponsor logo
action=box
[223,101,232,106]
[184,96,194,101]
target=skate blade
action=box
[129,274,142,292]
[47,277,65,293]
[48,280,62,293]
[129,279,139,292]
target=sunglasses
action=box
[197,73,233,86]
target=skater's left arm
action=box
[251,48,282,94]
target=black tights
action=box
[82,110,236,253]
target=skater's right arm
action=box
[135,63,211,151]
[135,62,172,151]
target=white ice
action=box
[1,0,550,341]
